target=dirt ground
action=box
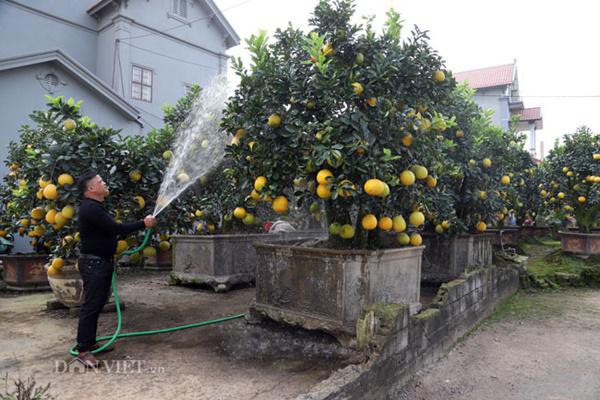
[400,288,600,400]
[0,270,350,400]
[4,268,600,400]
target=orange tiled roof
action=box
[454,63,515,89]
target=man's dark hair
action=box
[77,171,98,195]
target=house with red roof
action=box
[454,61,543,158]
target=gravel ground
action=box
[399,289,600,400]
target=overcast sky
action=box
[214,0,600,156]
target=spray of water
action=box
[153,75,231,217]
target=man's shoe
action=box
[76,351,99,368]
[91,343,115,354]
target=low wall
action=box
[297,263,520,400]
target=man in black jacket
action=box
[75,171,156,368]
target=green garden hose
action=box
[69,229,245,356]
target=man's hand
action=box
[144,215,157,228]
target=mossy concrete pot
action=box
[250,240,424,341]
[169,231,321,292]
[421,233,493,283]
[559,231,600,256]
[520,226,551,237]
[487,227,520,246]
[46,261,84,307]
[0,254,50,291]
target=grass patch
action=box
[487,291,566,323]
[518,240,600,289]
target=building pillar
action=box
[529,121,536,157]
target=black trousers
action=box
[76,256,114,352]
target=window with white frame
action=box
[172,0,187,18]
[131,65,152,102]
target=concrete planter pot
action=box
[144,249,172,271]
[421,233,493,283]
[169,232,320,292]
[0,254,50,291]
[250,241,424,340]
[559,231,600,256]
[46,261,84,307]
[487,227,520,246]
[520,226,551,237]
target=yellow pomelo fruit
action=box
[250,190,260,200]
[475,221,487,232]
[482,158,492,168]
[435,224,444,234]
[316,169,334,185]
[177,173,190,183]
[272,196,289,214]
[339,224,355,239]
[409,211,425,226]
[441,220,450,230]
[426,176,437,188]
[30,207,45,220]
[366,97,377,107]
[316,184,332,199]
[233,207,247,219]
[207,224,216,233]
[352,82,363,96]
[142,247,157,257]
[19,218,30,227]
[162,150,173,160]
[378,217,393,231]
[129,170,142,182]
[61,205,75,219]
[267,114,281,128]
[410,233,423,246]
[54,212,67,227]
[361,214,378,230]
[159,241,171,252]
[254,176,267,191]
[63,119,77,130]
[557,192,565,199]
[401,134,413,147]
[392,215,407,232]
[43,184,58,200]
[397,232,410,245]
[578,196,586,204]
[134,196,145,209]
[382,182,390,197]
[45,209,58,224]
[51,258,65,270]
[400,170,416,186]
[195,209,204,218]
[47,266,60,276]
[243,213,255,225]
[57,173,74,186]
[36,189,44,200]
[433,70,445,82]
[411,165,428,180]
[500,176,510,185]
[116,240,128,254]
[363,179,385,196]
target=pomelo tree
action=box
[542,127,600,232]
[221,0,461,248]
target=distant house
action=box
[0,0,240,172]
[454,62,543,158]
